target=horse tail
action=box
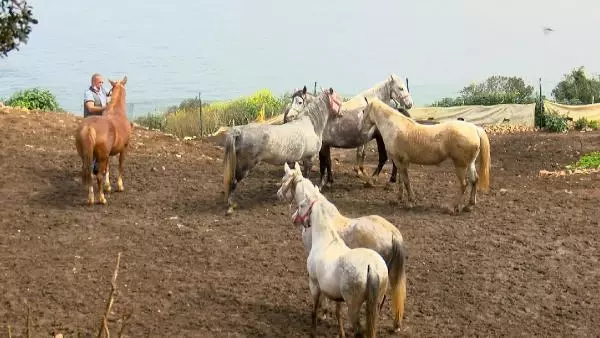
[223,131,238,202]
[385,234,407,330]
[366,264,383,338]
[476,127,491,192]
[78,125,96,186]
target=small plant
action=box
[567,151,600,169]
[134,113,166,131]
[588,119,598,130]
[5,88,61,111]
[574,117,589,131]
[543,112,568,133]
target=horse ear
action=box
[284,162,291,173]
[302,85,307,94]
[121,75,128,85]
[294,161,302,174]
[364,97,369,104]
[109,79,117,87]
[329,87,333,95]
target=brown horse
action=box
[75,76,132,205]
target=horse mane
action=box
[295,90,330,133]
[368,98,416,125]
[104,84,127,117]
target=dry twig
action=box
[97,252,122,338]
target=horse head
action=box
[284,85,309,123]
[106,75,128,117]
[285,86,343,123]
[278,162,320,203]
[388,74,413,109]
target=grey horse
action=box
[222,88,343,215]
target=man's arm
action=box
[83,90,105,114]
[84,100,105,114]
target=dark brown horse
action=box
[75,76,132,205]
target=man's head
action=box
[90,73,104,91]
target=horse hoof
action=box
[104,186,112,193]
[117,186,125,192]
[363,180,374,188]
[226,207,234,215]
[98,198,107,205]
[87,199,94,205]
[405,202,414,209]
[384,183,394,191]
[462,204,473,212]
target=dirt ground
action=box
[1,108,599,337]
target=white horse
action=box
[291,182,389,338]
[278,162,408,332]
[222,88,342,214]
[285,74,414,189]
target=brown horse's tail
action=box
[77,125,96,186]
[386,234,407,331]
[366,264,384,338]
[223,131,238,202]
[476,127,491,192]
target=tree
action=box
[0,0,37,57]
[431,75,536,106]
[551,66,600,104]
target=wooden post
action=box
[198,91,203,137]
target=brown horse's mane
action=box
[104,82,127,117]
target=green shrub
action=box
[588,119,598,130]
[543,112,568,133]
[574,117,589,131]
[5,88,62,111]
[567,151,600,169]
[163,89,289,137]
[134,113,166,131]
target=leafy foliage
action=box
[541,111,568,133]
[5,87,62,111]
[551,66,600,105]
[567,151,600,169]
[0,0,38,57]
[135,89,290,137]
[431,75,536,107]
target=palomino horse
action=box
[284,74,413,189]
[278,162,407,332]
[291,181,389,338]
[223,88,343,215]
[75,76,132,205]
[361,97,491,212]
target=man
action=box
[83,73,111,174]
[83,73,109,117]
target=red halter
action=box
[292,199,318,227]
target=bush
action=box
[567,151,600,169]
[588,120,598,130]
[163,89,289,137]
[574,117,589,131]
[543,112,569,133]
[5,88,62,111]
[134,113,166,131]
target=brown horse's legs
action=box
[103,163,112,193]
[117,149,127,192]
[336,301,346,338]
[453,165,468,212]
[96,158,109,205]
[83,161,95,205]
